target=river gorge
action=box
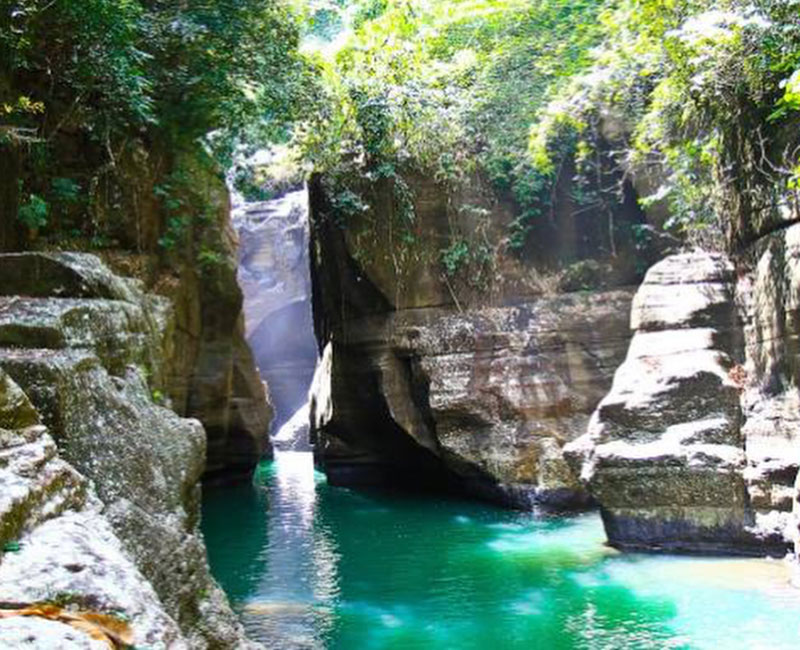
[200,185,800,650]
[3,3,800,648]
[204,451,800,649]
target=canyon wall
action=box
[307,163,800,554]
[307,172,652,508]
[1,144,272,483]
[568,234,800,556]
[0,253,260,647]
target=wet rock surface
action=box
[0,253,259,648]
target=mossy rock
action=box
[0,369,39,430]
[0,253,138,301]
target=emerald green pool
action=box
[202,452,800,649]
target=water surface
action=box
[202,452,800,649]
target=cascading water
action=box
[224,186,336,647]
[234,188,318,449]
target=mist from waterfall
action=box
[234,188,318,450]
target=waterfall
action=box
[234,188,318,450]
[231,187,336,648]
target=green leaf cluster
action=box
[302,0,607,234]
[531,0,800,249]
[1,0,315,151]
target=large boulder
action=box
[0,367,188,648]
[565,251,798,554]
[0,251,271,481]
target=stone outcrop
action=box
[564,252,757,552]
[0,367,189,648]
[568,244,800,555]
[311,293,634,507]
[0,245,271,483]
[0,253,259,648]
[0,143,273,483]
[739,226,800,558]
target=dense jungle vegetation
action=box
[2,0,800,261]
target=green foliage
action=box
[352,0,388,29]
[2,0,319,247]
[303,0,607,256]
[441,240,471,276]
[1,0,314,147]
[531,0,800,248]
[158,217,190,251]
[17,193,48,230]
[196,245,225,269]
[50,178,81,205]
[2,540,21,553]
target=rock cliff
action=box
[1,145,272,484]
[0,253,259,648]
[568,241,800,556]
[307,174,641,507]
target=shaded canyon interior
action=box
[6,1,800,647]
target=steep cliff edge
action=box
[2,146,272,483]
[568,240,800,556]
[0,253,259,648]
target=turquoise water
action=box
[202,452,800,650]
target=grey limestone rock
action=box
[0,253,260,649]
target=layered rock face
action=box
[0,145,272,483]
[311,294,634,506]
[0,253,258,648]
[565,253,756,552]
[308,176,638,507]
[0,369,189,648]
[144,169,272,482]
[739,226,800,557]
[568,244,800,555]
[234,190,317,441]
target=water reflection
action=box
[241,451,339,649]
[204,463,800,650]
